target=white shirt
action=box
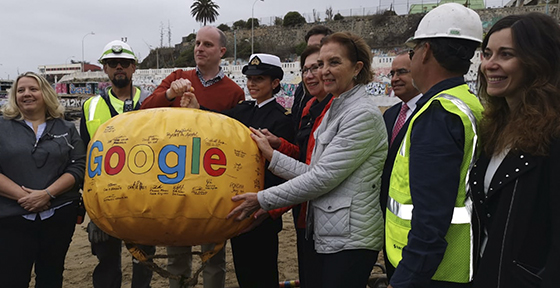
[392,93,422,131]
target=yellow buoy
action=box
[83,108,263,246]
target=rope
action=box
[125,242,225,288]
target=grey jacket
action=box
[258,84,387,253]
[0,117,86,218]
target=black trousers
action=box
[230,217,282,288]
[91,236,156,288]
[317,249,379,288]
[0,203,77,288]
[295,227,321,288]
[386,254,472,288]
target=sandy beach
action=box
[28,212,385,288]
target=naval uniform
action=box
[224,98,294,288]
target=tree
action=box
[236,39,255,59]
[334,13,344,21]
[273,17,283,26]
[283,11,306,27]
[246,18,260,29]
[190,0,220,26]
[233,20,247,30]
[313,9,321,23]
[185,33,196,42]
[175,45,196,67]
[325,6,334,21]
[295,42,307,55]
[217,23,230,32]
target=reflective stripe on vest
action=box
[399,93,479,195]
[84,88,142,139]
[88,96,101,122]
[386,84,483,283]
[387,196,472,224]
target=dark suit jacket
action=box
[380,102,414,214]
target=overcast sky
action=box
[0,0,507,80]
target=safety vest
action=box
[385,84,483,283]
[83,87,142,139]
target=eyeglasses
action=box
[389,68,411,77]
[409,41,426,60]
[301,65,319,76]
[105,59,133,68]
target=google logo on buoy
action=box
[87,137,227,185]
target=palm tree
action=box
[190,0,220,26]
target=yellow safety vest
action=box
[386,84,483,283]
[83,87,141,139]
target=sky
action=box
[0,0,507,80]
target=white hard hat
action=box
[99,40,137,63]
[406,3,483,47]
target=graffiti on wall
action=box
[280,83,298,97]
[55,83,68,94]
[275,96,294,110]
[136,84,158,94]
[59,97,88,109]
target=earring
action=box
[353,75,357,80]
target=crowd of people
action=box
[0,4,559,288]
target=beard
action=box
[111,74,131,88]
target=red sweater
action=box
[141,69,244,111]
[268,97,334,228]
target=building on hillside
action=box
[38,62,101,83]
[409,0,485,14]
[0,79,13,97]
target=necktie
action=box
[391,103,409,146]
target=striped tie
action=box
[390,103,409,146]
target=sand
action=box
[29,212,386,288]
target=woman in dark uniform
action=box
[182,53,294,288]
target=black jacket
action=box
[0,118,86,218]
[222,99,295,189]
[470,141,560,287]
[381,102,413,214]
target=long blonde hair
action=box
[2,72,65,120]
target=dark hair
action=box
[304,25,333,43]
[300,45,321,70]
[424,37,479,75]
[478,13,560,156]
[321,32,373,84]
[272,81,281,94]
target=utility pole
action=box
[168,20,172,47]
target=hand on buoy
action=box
[227,192,260,221]
[249,127,274,161]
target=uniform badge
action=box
[250,56,261,66]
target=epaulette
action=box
[237,100,256,107]
[273,101,290,115]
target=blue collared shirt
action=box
[195,66,225,87]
